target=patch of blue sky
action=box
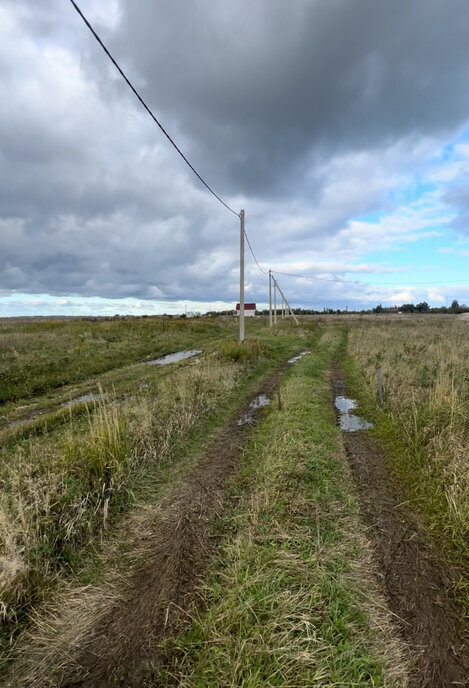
[352,210,383,224]
[355,231,469,287]
[431,127,469,161]
[390,181,437,206]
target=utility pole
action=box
[239,209,245,342]
[269,270,273,327]
[274,280,277,324]
[273,277,299,325]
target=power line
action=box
[272,270,469,287]
[68,0,239,218]
[244,229,268,275]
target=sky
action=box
[1,0,469,316]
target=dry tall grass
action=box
[347,316,469,566]
[0,358,240,633]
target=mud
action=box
[59,371,282,687]
[332,368,469,688]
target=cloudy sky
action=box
[2,0,469,316]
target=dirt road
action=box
[53,372,282,687]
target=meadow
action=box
[1,314,467,686]
[0,316,245,403]
[0,315,312,675]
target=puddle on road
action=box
[334,395,373,432]
[146,349,202,365]
[237,394,271,426]
[249,394,271,410]
[288,350,311,364]
[62,392,102,409]
[3,393,103,430]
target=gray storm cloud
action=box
[113,0,469,194]
[1,0,469,304]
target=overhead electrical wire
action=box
[244,230,268,275]
[272,270,469,288]
[68,0,240,218]
[68,2,288,286]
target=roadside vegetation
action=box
[0,359,238,632]
[151,329,408,687]
[0,317,316,678]
[345,317,469,581]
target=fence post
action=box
[275,368,282,410]
[376,368,384,403]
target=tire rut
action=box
[57,370,284,687]
[332,367,469,688]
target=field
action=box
[0,315,467,687]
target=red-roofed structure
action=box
[235,303,256,316]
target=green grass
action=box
[0,316,251,403]
[150,329,407,687]
[0,324,316,677]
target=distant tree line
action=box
[372,300,468,314]
[162,300,469,319]
[254,300,469,317]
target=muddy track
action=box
[56,369,285,688]
[332,367,469,688]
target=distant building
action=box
[235,303,256,317]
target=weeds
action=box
[0,359,240,637]
[215,338,268,364]
[346,317,469,572]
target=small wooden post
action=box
[376,368,384,403]
[275,368,282,410]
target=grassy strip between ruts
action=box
[150,329,408,687]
